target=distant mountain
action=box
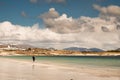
[89,48,104,52]
[107,48,120,52]
[64,47,88,51]
[64,47,104,52]
[116,48,120,51]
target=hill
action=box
[64,47,104,52]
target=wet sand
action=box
[0,58,120,80]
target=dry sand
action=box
[0,57,120,80]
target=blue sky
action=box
[0,0,120,26]
[0,0,120,50]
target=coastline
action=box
[0,51,120,56]
[0,47,120,56]
[0,57,120,80]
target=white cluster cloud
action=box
[40,8,60,19]
[93,4,120,16]
[0,5,120,50]
[0,20,120,50]
[0,21,60,42]
[40,7,120,33]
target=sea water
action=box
[2,56,120,69]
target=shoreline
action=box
[0,57,120,80]
[0,53,120,56]
[0,49,120,56]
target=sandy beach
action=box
[0,57,120,80]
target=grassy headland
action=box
[0,48,120,56]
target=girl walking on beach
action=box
[32,56,35,62]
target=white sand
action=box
[0,57,120,80]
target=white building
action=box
[0,45,25,50]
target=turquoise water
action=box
[1,56,120,68]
